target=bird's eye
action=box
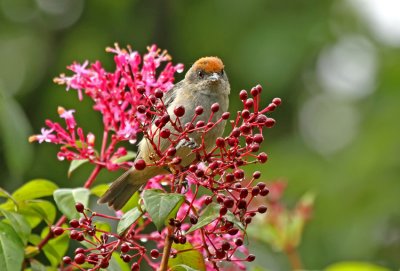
[220,69,224,76]
[197,70,205,78]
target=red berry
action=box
[63,256,72,264]
[250,87,259,97]
[256,114,268,124]
[100,260,109,268]
[221,112,230,119]
[121,254,131,262]
[258,206,267,213]
[245,98,254,108]
[196,120,205,128]
[225,174,234,182]
[234,169,244,179]
[211,103,220,112]
[137,105,146,113]
[257,182,266,190]
[272,97,281,106]
[221,241,231,251]
[189,164,197,172]
[74,253,86,264]
[237,199,247,209]
[131,262,140,271]
[160,128,170,138]
[121,243,130,253]
[53,227,64,236]
[253,134,264,144]
[76,233,85,241]
[70,219,80,228]
[174,105,185,117]
[253,171,261,179]
[256,84,263,93]
[204,196,213,205]
[252,186,260,196]
[241,109,250,119]
[223,197,234,208]
[195,106,204,115]
[150,249,160,259]
[265,118,276,128]
[216,249,226,259]
[190,215,198,225]
[70,230,79,239]
[250,143,260,152]
[247,254,256,262]
[228,228,239,235]
[231,128,240,137]
[75,202,84,213]
[239,189,249,198]
[136,86,145,94]
[167,147,176,157]
[235,238,243,246]
[75,247,85,254]
[134,159,146,170]
[268,103,277,111]
[239,90,248,100]
[216,137,225,148]
[154,89,163,98]
[257,152,268,163]
[179,236,187,244]
[260,188,270,196]
[240,124,251,134]
[245,216,252,224]
[195,169,204,177]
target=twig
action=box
[159,226,174,271]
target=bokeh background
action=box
[0,0,399,270]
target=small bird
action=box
[98,57,230,210]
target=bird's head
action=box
[185,56,230,94]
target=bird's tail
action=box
[98,169,145,210]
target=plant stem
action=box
[159,226,173,271]
[286,247,303,270]
[37,164,103,251]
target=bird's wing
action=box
[163,81,182,108]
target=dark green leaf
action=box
[117,207,143,234]
[53,188,90,219]
[68,159,88,177]
[0,209,31,245]
[186,203,244,234]
[168,243,206,271]
[142,189,184,231]
[0,221,24,271]
[41,225,69,267]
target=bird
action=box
[98,56,230,210]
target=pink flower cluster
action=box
[30,44,183,170]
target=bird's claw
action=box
[176,137,198,150]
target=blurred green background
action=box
[0,0,399,270]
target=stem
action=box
[285,247,303,270]
[38,164,103,251]
[159,226,173,271]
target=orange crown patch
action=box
[193,57,224,73]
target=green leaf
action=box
[90,184,110,197]
[93,221,111,240]
[324,262,391,271]
[108,252,131,271]
[53,188,90,219]
[0,188,18,207]
[117,207,143,234]
[0,209,31,245]
[30,259,47,271]
[168,243,206,271]
[12,179,58,201]
[187,203,244,234]
[142,189,184,231]
[68,159,88,177]
[0,221,24,271]
[112,151,136,163]
[41,225,69,267]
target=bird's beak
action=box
[208,72,220,82]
